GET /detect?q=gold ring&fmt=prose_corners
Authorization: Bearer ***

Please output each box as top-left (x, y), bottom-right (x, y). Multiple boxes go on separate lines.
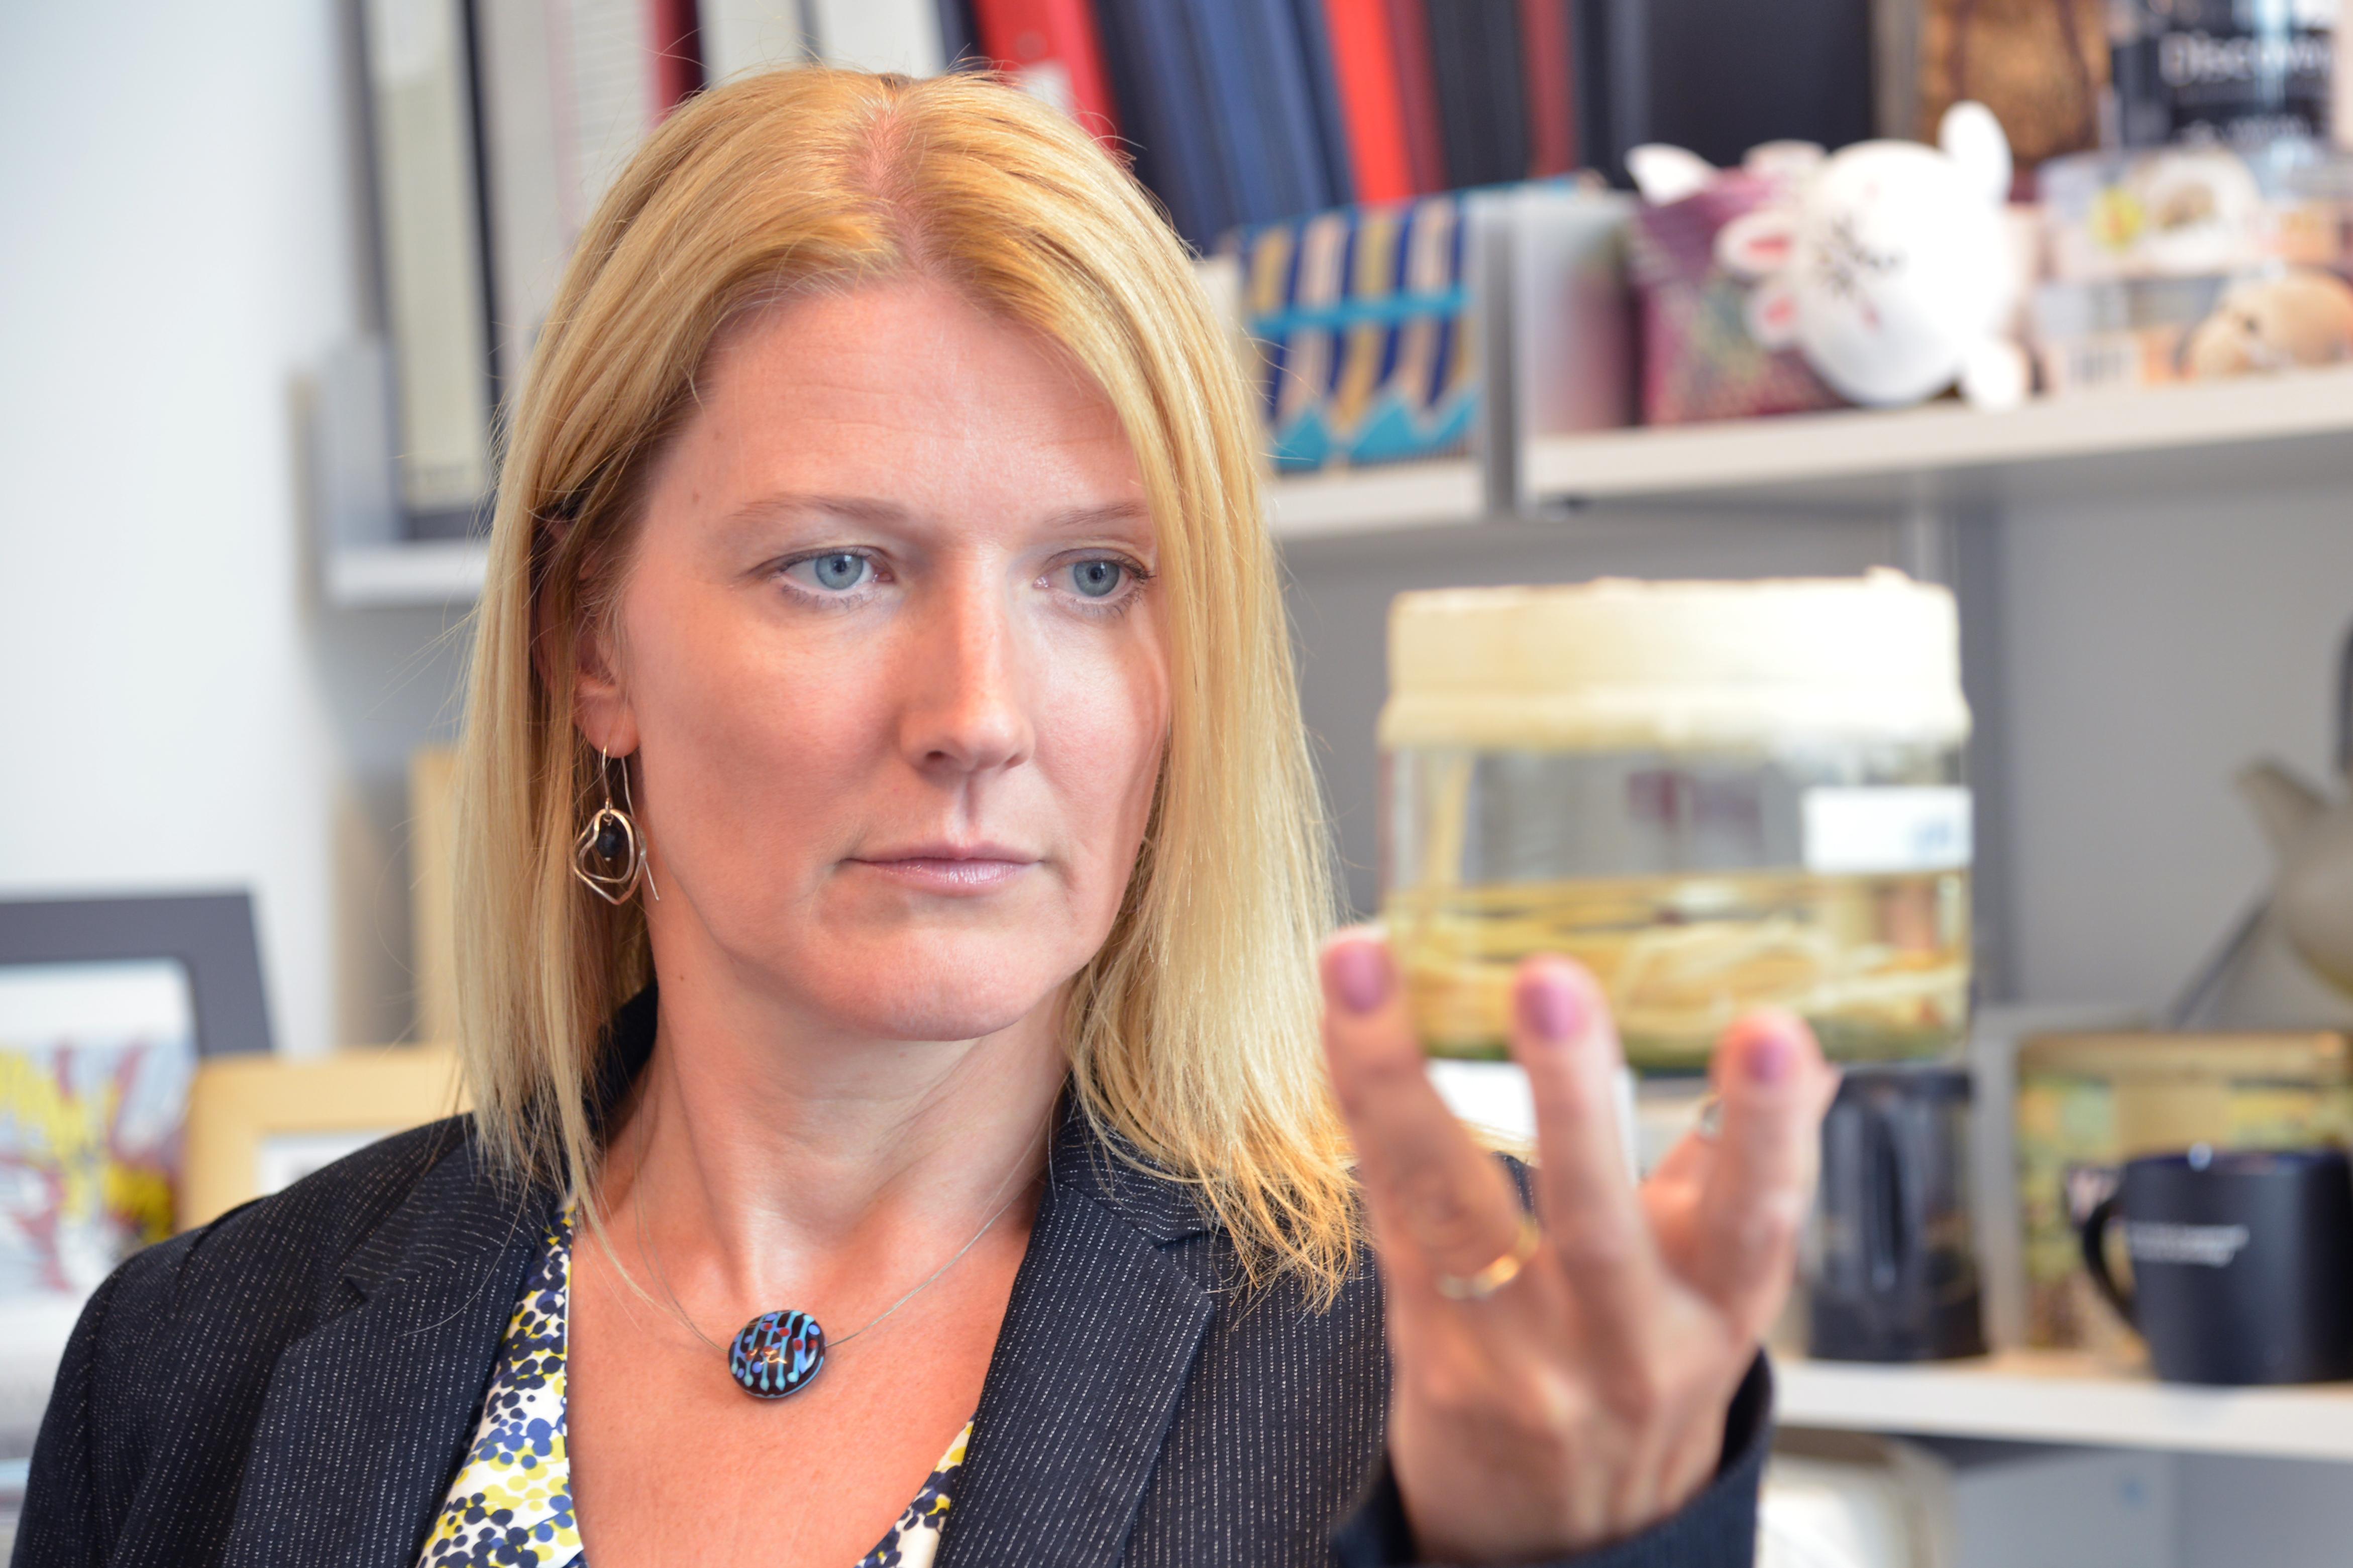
top-left (1434, 1212), bottom-right (1542, 1301)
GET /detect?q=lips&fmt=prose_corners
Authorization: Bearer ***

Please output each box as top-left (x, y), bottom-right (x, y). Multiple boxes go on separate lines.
top-left (848, 843), bottom-right (1038, 893)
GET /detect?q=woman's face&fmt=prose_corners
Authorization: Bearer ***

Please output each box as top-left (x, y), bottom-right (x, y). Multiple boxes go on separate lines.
top-left (575, 276), bottom-right (1168, 1042)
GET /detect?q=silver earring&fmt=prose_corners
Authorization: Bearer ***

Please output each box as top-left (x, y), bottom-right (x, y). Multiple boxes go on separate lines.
top-left (572, 748), bottom-right (658, 904)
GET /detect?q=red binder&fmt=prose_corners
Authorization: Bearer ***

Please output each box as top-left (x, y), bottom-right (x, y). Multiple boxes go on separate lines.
top-left (1322, 0), bottom-right (1415, 202)
top-left (651, 0), bottom-right (702, 112)
top-left (973, 0), bottom-right (1120, 139)
top-left (1380, 0), bottom-right (1446, 195)
top-left (1518, 0), bottom-right (1575, 177)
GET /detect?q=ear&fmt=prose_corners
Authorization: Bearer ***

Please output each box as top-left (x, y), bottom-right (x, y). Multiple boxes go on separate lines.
top-left (1939, 101), bottom-right (2012, 205)
top-left (1743, 140), bottom-right (1826, 182)
top-left (573, 628), bottom-right (640, 761)
top-left (533, 564), bottom-right (640, 761)
top-left (1627, 143), bottom-right (1718, 205)
top-left (1745, 278), bottom-right (1802, 350)
top-left (1959, 338), bottom-right (2030, 411)
top-left (1716, 209), bottom-right (1797, 278)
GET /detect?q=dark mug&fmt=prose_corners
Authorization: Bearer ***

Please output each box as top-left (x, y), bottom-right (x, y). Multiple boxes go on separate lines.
top-left (2080, 1147), bottom-right (2353, 1385)
top-left (1807, 1065), bottom-right (1986, 1363)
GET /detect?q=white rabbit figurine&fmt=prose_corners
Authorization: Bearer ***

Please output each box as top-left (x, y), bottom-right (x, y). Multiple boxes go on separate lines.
top-left (1630, 103), bottom-right (2028, 411)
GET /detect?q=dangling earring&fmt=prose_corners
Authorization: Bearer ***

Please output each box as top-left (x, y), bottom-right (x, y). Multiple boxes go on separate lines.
top-left (572, 748), bottom-right (660, 905)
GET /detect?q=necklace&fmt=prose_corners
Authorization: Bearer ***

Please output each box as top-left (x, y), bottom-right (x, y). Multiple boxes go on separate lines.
top-left (628, 1124), bottom-right (1043, 1401)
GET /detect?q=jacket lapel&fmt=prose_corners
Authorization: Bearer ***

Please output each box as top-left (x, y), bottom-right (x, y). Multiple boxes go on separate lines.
top-left (220, 1135), bottom-right (556, 1568)
top-left (938, 1111), bottom-right (1218, 1568)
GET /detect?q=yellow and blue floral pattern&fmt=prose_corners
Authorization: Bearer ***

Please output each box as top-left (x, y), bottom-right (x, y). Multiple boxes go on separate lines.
top-left (416, 1210), bottom-right (971, 1568)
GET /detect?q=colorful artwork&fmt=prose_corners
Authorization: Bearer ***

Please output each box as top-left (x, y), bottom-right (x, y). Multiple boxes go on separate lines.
top-left (0, 960), bottom-right (196, 1296)
top-left (1232, 193), bottom-right (1478, 474)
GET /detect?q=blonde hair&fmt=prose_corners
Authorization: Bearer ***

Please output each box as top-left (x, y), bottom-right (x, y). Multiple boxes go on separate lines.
top-left (453, 67), bottom-right (1356, 1297)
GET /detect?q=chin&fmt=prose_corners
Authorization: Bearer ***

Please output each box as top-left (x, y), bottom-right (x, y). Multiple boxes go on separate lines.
top-left (785, 930), bottom-right (1086, 1043)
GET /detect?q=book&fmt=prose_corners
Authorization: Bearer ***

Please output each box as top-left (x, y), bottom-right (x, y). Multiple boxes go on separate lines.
top-left (936, 0), bottom-right (981, 66)
top-left (1097, 0), bottom-right (1232, 246)
top-left (1318, 0), bottom-right (1402, 202)
top-left (808, 0), bottom-right (947, 74)
top-left (1518, 0), bottom-right (1577, 177)
top-left (972, 0), bottom-right (1120, 132)
top-left (362, 0), bottom-right (495, 522)
top-left (476, 0), bottom-right (702, 415)
top-left (1189, 0), bottom-right (1290, 225)
top-left (1576, 0), bottom-right (1872, 179)
top-left (1382, 0), bottom-right (1448, 194)
top-left (1234, 192), bottom-right (1477, 471)
top-left (1236, 0), bottom-right (1337, 216)
top-left (1320, 0), bottom-right (1416, 202)
top-left (1285, 0), bottom-right (1357, 207)
top-left (1425, 0), bottom-right (1527, 190)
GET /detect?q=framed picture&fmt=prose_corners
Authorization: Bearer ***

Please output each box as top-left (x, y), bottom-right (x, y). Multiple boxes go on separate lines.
top-left (181, 1045), bottom-right (468, 1228)
top-left (0, 893), bottom-right (270, 1298)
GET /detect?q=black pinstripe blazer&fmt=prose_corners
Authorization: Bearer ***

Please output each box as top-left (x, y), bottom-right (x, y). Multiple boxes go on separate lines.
top-left (16, 991), bottom-right (1769, 1567)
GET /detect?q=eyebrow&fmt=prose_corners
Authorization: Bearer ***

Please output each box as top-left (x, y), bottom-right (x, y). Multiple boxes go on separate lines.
top-left (717, 493), bottom-right (1153, 536)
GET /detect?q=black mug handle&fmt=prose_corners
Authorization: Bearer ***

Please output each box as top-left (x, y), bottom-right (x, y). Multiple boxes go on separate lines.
top-left (2080, 1193), bottom-right (2136, 1326)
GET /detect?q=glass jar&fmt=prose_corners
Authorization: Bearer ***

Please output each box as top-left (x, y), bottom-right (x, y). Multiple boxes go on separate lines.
top-left (1379, 571), bottom-right (1973, 1071)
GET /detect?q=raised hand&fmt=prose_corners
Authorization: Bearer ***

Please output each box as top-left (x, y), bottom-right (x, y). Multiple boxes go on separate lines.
top-left (1320, 931), bottom-right (1836, 1563)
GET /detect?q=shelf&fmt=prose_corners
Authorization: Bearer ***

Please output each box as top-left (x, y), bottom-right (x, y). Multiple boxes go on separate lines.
top-left (1777, 1350), bottom-right (2353, 1463)
top-left (325, 540), bottom-right (490, 609)
top-left (1524, 366), bottom-right (2353, 513)
top-left (1263, 458), bottom-right (1486, 539)
top-left (317, 371), bottom-right (2353, 598)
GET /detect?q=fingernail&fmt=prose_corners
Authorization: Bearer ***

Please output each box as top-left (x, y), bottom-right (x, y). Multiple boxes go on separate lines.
top-left (1328, 941), bottom-right (1393, 1015)
top-left (1517, 968), bottom-right (1584, 1045)
top-left (1746, 1029), bottom-right (1795, 1085)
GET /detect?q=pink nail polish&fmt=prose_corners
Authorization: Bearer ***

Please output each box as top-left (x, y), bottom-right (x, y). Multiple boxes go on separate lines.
top-left (1517, 971), bottom-right (1584, 1045)
top-left (1329, 942), bottom-right (1393, 1015)
top-left (1746, 1030), bottom-right (1795, 1085)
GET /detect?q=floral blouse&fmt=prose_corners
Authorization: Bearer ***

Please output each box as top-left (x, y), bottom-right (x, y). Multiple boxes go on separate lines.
top-left (416, 1211), bottom-right (971, 1568)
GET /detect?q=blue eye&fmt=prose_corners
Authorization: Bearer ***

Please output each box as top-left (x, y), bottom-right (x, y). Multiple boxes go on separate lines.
top-left (792, 551), bottom-right (871, 593)
top-left (1069, 558), bottom-right (1125, 599)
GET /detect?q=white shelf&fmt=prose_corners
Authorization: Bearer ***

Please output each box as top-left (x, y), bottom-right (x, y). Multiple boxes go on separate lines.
top-left (316, 371), bottom-right (2353, 601)
top-left (1264, 458), bottom-right (1486, 539)
top-left (1778, 1350), bottom-right (2353, 1463)
top-left (326, 540), bottom-right (490, 609)
top-left (1525, 366), bottom-right (2353, 512)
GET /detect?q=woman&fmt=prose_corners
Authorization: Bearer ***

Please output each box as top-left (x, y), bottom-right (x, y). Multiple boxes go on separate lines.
top-left (19, 68), bottom-right (1832, 1568)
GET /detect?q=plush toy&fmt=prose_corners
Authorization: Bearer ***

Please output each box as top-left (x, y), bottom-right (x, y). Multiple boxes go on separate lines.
top-left (2183, 268), bottom-right (2353, 378)
top-left (1631, 104), bottom-right (2028, 410)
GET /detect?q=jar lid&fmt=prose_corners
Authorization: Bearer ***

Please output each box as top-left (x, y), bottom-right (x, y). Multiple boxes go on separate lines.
top-left (1380, 569), bottom-right (1970, 750)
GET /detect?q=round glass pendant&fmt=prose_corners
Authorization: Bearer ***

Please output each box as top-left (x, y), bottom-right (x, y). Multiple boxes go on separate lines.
top-left (729, 1309), bottom-right (826, 1398)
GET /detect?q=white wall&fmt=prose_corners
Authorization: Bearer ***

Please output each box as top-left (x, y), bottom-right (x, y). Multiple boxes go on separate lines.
top-left (1997, 486), bottom-right (2353, 1012)
top-left (0, 1), bottom-right (459, 1056)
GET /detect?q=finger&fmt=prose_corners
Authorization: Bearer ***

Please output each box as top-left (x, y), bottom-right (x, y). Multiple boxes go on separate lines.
top-left (1320, 929), bottom-right (1525, 1293)
top-left (1505, 957), bottom-right (1661, 1344)
top-left (1692, 1009), bottom-right (1835, 1333)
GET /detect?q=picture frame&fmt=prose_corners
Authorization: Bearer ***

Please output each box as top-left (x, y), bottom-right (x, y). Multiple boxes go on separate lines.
top-left (0, 892), bottom-right (273, 1058)
top-left (0, 892), bottom-right (276, 1298)
top-left (181, 1044), bottom-right (468, 1227)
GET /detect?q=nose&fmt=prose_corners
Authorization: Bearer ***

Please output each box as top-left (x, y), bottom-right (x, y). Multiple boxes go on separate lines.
top-left (895, 570), bottom-right (1034, 778)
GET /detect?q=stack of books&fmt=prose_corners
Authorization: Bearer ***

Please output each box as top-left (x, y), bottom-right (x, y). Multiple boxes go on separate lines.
top-left (990, 1), bottom-right (1583, 250)
top-left (361, 0), bottom-right (963, 536)
top-left (359, 0), bottom-right (1877, 531)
